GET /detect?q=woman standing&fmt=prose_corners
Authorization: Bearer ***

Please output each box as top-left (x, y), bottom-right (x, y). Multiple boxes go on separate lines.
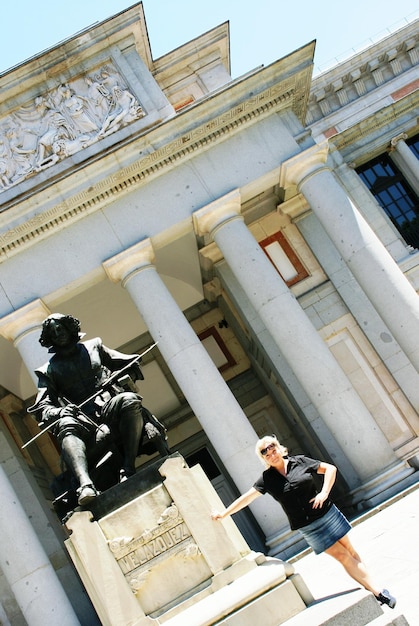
top-left (211, 435), bottom-right (396, 609)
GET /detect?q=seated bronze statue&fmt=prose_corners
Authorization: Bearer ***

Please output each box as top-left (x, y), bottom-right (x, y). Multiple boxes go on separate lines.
top-left (28, 313), bottom-right (170, 508)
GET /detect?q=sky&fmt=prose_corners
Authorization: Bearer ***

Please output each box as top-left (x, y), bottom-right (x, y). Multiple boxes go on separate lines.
top-left (0, 0), bottom-right (418, 78)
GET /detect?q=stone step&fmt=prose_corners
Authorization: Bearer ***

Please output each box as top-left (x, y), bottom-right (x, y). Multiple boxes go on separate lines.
top-left (280, 589), bottom-right (409, 626)
top-left (367, 614), bottom-right (410, 626)
top-left (158, 563), bottom-right (411, 626)
top-left (161, 561), bottom-right (307, 626)
top-left (160, 569), bottom-right (410, 626)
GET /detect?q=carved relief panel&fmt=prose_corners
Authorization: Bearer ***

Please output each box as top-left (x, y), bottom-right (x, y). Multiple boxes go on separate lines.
top-left (0, 63), bottom-right (145, 192)
top-left (108, 503), bottom-right (209, 615)
top-left (101, 488), bottom-right (212, 616)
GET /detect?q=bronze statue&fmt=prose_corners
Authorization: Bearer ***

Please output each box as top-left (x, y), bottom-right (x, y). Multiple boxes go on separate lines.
top-left (28, 313), bottom-right (169, 506)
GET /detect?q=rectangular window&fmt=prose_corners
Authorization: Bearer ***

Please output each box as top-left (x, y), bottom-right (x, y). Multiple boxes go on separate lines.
top-left (259, 231), bottom-right (308, 286)
top-left (198, 327), bottom-right (236, 372)
top-left (356, 137), bottom-right (419, 249)
top-left (407, 135), bottom-right (419, 159)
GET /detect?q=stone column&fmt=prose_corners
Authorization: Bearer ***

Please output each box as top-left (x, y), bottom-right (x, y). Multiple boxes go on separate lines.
top-left (389, 132), bottom-right (419, 197)
top-left (103, 242), bottom-right (286, 538)
top-left (0, 299), bottom-right (50, 386)
top-left (280, 143), bottom-right (419, 374)
top-left (0, 303), bottom-right (90, 623)
top-left (193, 190), bottom-right (397, 486)
top-left (0, 465), bottom-right (80, 626)
top-left (0, 602), bottom-right (11, 626)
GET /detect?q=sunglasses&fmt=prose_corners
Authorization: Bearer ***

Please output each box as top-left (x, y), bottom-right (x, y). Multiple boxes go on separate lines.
top-left (260, 443), bottom-right (276, 456)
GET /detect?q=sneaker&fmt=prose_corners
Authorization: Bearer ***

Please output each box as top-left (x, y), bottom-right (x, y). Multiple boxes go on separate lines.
top-left (77, 484), bottom-right (99, 506)
top-left (376, 589), bottom-right (396, 609)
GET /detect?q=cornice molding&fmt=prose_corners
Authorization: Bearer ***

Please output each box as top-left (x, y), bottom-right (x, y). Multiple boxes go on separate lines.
top-left (307, 19), bottom-right (418, 128)
top-left (0, 57), bottom-right (312, 260)
top-left (327, 93), bottom-right (418, 160)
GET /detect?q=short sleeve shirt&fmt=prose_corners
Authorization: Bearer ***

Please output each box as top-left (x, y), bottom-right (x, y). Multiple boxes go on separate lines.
top-left (253, 455), bottom-right (333, 530)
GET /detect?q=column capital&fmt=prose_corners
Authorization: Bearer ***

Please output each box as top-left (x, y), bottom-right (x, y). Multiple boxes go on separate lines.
top-left (193, 189), bottom-right (242, 238)
top-left (278, 193), bottom-right (310, 220)
top-left (279, 142), bottom-right (329, 188)
top-left (390, 132), bottom-right (408, 149)
top-left (0, 300), bottom-right (50, 343)
top-left (103, 239), bottom-right (155, 285)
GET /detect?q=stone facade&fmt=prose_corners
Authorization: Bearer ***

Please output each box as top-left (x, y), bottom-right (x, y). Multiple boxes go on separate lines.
top-left (0, 3), bottom-right (418, 622)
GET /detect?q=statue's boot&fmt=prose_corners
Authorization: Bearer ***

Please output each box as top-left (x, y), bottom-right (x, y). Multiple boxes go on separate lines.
top-left (118, 394), bottom-right (144, 480)
top-left (61, 434), bottom-right (99, 505)
top-left (77, 483), bottom-right (100, 506)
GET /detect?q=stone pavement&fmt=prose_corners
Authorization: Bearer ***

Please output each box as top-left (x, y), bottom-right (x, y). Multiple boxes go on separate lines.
top-left (288, 480), bottom-right (419, 625)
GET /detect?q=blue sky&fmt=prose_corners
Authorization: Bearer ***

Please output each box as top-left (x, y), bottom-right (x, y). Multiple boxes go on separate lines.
top-left (1, 0), bottom-right (418, 77)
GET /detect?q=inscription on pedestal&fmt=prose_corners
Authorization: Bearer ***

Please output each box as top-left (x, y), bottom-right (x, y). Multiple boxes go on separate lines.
top-left (108, 504), bottom-right (200, 590)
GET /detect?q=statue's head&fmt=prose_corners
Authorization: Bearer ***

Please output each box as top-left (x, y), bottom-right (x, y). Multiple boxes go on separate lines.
top-left (39, 313), bottom-right (82, 350)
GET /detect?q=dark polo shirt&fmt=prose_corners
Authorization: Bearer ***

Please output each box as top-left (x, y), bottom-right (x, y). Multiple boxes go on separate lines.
top-left (253, 455), bottom-right (333, 530)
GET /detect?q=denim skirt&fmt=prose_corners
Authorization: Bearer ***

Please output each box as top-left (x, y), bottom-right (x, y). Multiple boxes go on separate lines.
top-left (298, 504), bottom-right (351, 554)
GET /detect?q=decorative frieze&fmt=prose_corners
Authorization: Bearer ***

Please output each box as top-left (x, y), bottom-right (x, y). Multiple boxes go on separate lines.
top-left (0, 63), bottom-right (144, 193)
top-left (353, 78), bottom-right (368, 97)
top-left (0, 74), bottom-right (305, 258)
top-left (407, 46), bottom-right (419, 65)
top-left (319, 95), bottom-right (416, 156)
top-left (307, 21), bottom-right (418, 125)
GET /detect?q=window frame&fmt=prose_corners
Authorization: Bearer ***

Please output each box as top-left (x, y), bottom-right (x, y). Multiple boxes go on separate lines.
top-left (259, 231), bottom-right (309, 286)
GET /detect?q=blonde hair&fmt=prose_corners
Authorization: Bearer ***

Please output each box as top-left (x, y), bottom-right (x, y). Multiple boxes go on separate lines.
top-left (255, 435), bottom-right (288, 467)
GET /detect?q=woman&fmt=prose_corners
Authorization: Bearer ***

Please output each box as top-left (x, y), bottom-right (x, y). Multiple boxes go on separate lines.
top-left (211, 435), bottom-right (396, 609)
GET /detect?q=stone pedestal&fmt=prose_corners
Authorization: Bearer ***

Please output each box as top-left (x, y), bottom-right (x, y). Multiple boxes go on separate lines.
top-left (64, 454), bottom-right (313, 626)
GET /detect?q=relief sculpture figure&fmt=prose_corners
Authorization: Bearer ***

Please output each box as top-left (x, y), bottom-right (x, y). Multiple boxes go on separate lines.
top-left (99, 85), bottom-right (144, 136)
top-left (0, 65), bottom-right (145, 189)
top-left (84, 75), bottom-right (110, 121)
top-left (58, 84), bottom-right (100, 136)
top-left (34, 110), bottom-right (70, 170)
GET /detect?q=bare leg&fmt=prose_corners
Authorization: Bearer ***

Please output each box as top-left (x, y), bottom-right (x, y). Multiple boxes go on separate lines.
top-left (325, 534), bottom-right (380, 595)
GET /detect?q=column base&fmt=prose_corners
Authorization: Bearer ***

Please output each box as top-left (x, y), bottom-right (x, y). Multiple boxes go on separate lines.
top-left (344, 460), bottom-right (417, 513)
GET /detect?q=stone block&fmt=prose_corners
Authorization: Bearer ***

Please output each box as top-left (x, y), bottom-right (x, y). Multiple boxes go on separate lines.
top-left (64, 454), bottom-right (309, 625)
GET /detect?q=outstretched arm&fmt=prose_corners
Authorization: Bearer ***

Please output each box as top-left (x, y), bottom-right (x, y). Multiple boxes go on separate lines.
top-left (211, 487), bottom-right (261, 520)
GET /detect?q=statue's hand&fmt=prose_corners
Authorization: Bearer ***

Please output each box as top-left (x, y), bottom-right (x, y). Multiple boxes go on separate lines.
top-left (58, 403), bottom-right (79, 419)
top-left (95, 424), bottom-right (111, 444)
top-left (40, 403), bottom-right (79, 426)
